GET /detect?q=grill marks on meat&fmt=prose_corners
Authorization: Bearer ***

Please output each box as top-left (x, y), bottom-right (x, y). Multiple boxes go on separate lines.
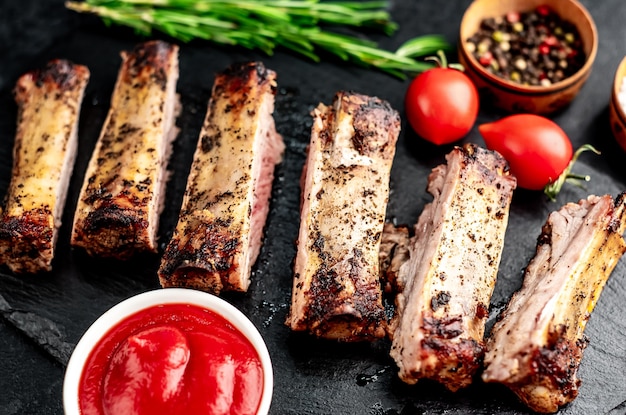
top-left (71, 41), bottom-right (179, 259)
top-left (286, 92), bottom-right (400, 341)
top-left (0, 60), bottom-right (89, 273)
top-left (389, 144), bottom-right (516, 391)
top-left (158, 62), bottom-right (284, 294)
top-left (482, 194), bottom-right (626, 413)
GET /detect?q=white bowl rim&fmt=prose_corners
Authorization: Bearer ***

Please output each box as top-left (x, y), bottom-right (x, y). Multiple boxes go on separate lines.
top-left (63, 287), bottom-right (274, 415)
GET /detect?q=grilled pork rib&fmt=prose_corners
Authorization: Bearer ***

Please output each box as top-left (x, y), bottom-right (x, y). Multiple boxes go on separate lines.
top-left (482, 194), bottom-right (626, 413)
top-left (158, 62), bottom-right (284, 293)
top-left (0, 60), bottom-right (89, 273)
top-left (71, 41), bottom-right (179, 259)
top-left (389, 144), bottom-right (516, 391)
top-left (379, 222), bottom-right (410, 294)
top-left (286, 92), bottom-right (400, 341)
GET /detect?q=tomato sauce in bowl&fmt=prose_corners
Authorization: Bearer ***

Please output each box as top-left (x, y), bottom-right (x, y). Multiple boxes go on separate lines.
top-left (64, 289), bottom-right (273, 415)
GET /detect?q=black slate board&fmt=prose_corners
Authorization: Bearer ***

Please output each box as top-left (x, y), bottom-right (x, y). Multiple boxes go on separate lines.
top-left (1, 0), bottom-right (626, 414)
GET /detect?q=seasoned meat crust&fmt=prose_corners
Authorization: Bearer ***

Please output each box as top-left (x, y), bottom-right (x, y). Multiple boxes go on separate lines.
top-left (0, 60), bottom-right (90, 273)
top-left (158, 61), bottom-right (284, 294)
top-left (286, 91), bottom-right (400, 341)
top-left (482, 193), bottom-right (626, 413)
top-left (71, 40), bottom-right (179, 259)
top-left (389, 144), bottom-right (516, 391)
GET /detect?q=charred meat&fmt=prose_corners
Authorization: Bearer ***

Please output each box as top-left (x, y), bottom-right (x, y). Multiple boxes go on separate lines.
top-left (71, 41), bottom-right (179, 259)
top-left (379, 222), bottom-right (410, 294)
top-left (158, 62), bottom-right (284, 294)
top-left (389, 144), bottom-right (516, 391)
top-left (0, 60), bottom-right (90, 273)
top-left (482, 194), bottom-right (626, 413)
top-left (286, 91), bottom-right (400, 341)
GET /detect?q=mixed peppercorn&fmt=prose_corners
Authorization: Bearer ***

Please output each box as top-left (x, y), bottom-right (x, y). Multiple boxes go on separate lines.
top-left (466, 5), bottom-right (586, 86)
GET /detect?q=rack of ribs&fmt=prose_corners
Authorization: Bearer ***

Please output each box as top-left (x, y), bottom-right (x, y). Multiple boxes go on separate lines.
top-left (482, 193), bottom-right (626, 413)
top-left (158, 61), bottom-right (284, 294)
top-left (286, 91), bottom-right (400, 341)
top-left (71, 40), bottom-right (180, 259)
top-left (0, 60), bottom-right (90, 273)
top-left (389, 144), bottom-right (516, 391)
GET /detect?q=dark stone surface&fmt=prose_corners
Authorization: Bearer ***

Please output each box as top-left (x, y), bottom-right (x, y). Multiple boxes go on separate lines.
top-left (1, 0), bottom-right (626, 414)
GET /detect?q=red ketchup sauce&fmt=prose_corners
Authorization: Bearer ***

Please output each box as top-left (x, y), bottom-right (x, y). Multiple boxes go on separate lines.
top-left (78, 303), bottom-right (264, 415)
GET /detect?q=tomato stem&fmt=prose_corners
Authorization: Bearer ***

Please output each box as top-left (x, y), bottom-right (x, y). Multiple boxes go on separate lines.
top-left (543, 144), bottom-right (600, 201)
top-left (424, 50), bottom-right (465, 71)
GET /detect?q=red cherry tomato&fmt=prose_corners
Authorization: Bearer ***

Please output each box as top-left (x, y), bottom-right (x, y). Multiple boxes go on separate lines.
top-left (405, 65), bottom-right (479, 145)
top-left (478, 114), bottom-right (573, 190)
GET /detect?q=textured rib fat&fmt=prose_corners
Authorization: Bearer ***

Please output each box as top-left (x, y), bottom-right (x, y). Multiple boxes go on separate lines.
top-left (389, 144), bottom-right (516, 391)
top-left (482, 194), bottom-right (626, 414)
top-left (286, 91), bottom-right (400, 341)
top-left (71, 40), bottom-right (179, 259)
top-left (0, 60), bottom-right (89, 273)
top-left (158, 62), bottom-right (284, 294)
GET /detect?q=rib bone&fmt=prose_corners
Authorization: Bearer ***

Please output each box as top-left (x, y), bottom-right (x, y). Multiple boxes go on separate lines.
top-left (158, 62), bottom-right (284, 293)
top-left (482, 194), bottom-right (626, 413)
top-left (71, 41), bottom-right (179, 259)
top-left (286, 91), bottom-right (400, 341)
top-left (0, 60), bottom-right (89, 273)
top-left (389, 144), bottom-right (516, 391)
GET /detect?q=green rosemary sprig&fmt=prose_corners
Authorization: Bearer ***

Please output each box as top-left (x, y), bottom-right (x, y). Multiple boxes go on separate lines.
top-left (65, 0), bottom-right (451, 78)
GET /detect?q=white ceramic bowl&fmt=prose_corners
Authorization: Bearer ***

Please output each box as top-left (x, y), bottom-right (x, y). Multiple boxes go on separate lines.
top-left (63, 288), bottom-right (273, 414)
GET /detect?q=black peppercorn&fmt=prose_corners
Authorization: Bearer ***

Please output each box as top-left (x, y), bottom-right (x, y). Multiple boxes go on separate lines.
top-left (466, 5), bottom-right (586, 86)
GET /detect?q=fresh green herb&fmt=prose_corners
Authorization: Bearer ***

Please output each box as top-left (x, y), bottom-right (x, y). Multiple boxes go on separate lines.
top-left (65, 0), bottom-right (451, 78)
top-left (544, 144), bottom-right (601, 202)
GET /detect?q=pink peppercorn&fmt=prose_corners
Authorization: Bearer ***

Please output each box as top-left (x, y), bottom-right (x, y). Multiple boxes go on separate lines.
top-left (479, 51), bottom-right (493, 66)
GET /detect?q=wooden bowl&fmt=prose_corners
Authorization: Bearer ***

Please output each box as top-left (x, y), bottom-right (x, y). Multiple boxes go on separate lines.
top-left (458, 0), bottom-right (598, 114)
top-left (610, 56), bottom-right (626, 152)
